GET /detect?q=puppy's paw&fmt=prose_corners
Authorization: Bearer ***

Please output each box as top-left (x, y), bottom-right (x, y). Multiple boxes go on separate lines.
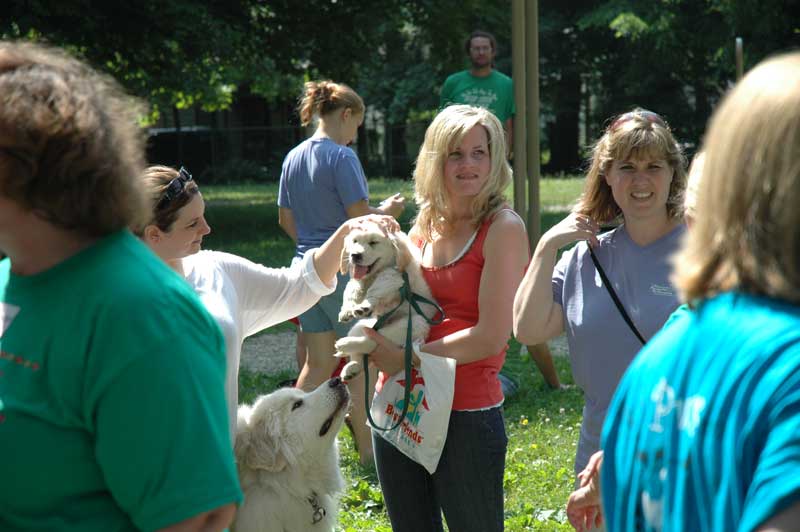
top-left (341, 360), bottom-right (363, 381)
top-left (352, 301), bottom-right (373, 318)
top-left (338, 309), bottom-right (355, 323)
top-left (335, 336), bottom-right (377, 357)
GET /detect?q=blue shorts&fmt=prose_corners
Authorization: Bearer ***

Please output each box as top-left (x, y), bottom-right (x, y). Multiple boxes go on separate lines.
top-left (294, 255), bottom-right (351, 337)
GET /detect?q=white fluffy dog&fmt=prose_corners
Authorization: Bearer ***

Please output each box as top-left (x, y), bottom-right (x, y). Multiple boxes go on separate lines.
top-left (335, 223), bottom-right (437, 379)
top-left (232, 377), bottom-right (350, 532)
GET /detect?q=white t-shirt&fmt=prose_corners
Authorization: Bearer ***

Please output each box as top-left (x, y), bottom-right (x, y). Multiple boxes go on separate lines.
top-left (182, 249), bottom-right (335, 440)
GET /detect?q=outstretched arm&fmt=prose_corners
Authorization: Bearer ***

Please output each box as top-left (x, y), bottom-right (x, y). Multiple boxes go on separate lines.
top-left (345, 194), bottom-right (406, 220)
top-left (313, 214), bottom-right (400, 286)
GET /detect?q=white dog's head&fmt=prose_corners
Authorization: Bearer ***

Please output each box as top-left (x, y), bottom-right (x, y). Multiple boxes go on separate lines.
top-left (235, 377), bottom-right (350, 472)
top-left (339, 224), bottom-right (416, 280)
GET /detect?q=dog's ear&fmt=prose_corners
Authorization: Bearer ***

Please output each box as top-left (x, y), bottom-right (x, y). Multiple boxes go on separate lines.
top-left (240, 417), bottom-right (289, 472)
top-left (339, 243), bottom-right (350, 275)
top-left (234, 420), bottom-right (254, 466)
top-left (392, 232), bottom-right (415, 273)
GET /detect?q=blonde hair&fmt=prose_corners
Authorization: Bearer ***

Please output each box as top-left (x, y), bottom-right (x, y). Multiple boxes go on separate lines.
top-left (0, 40), bottom-right (148, 236)
top-left (574, 108), bottom-right (687, 224)
top-left (682, 151), bottom-right (705, 220)
top-left (674, 51), bottom-right (800, 304)
top-left (413, 104), bottom-right (510, 241)
top-left (133, 165), bottom-right (200, 235)
top-left (297, 80), bottom-right (365, 127)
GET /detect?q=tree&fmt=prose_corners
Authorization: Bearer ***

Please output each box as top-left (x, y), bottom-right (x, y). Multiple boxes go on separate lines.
top-left (1, 0), bottom-right (274, 119)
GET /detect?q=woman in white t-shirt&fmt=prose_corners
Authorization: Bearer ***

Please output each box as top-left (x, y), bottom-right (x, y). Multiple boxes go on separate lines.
top-left (135, 165), bottom-right (396, 440)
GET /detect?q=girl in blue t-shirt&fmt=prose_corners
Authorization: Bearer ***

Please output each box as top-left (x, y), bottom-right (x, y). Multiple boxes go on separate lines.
top-left (277, 80), bottom-right (405, 463)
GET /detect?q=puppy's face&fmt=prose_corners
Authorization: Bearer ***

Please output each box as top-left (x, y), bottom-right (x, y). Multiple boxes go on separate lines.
top-left (342, 225), bottom-right (398, 280)
top-left (236, 377), bottom-right (350, 472)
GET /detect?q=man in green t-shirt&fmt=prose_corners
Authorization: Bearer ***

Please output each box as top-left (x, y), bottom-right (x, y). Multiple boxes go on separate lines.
top-left (440, 30), bottom-right (516, 146)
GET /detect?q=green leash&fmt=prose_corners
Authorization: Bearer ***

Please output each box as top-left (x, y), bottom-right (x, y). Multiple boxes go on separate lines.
top-left (363, 271), bottom-right (444, 432)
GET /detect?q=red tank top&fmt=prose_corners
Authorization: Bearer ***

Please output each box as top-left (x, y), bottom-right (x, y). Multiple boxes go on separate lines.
top-left (386, 213), bottom-right (508, 410)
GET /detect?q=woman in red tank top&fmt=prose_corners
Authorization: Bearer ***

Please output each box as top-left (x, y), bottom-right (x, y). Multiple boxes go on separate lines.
top-left (364, 105), bottom-right (529, 532)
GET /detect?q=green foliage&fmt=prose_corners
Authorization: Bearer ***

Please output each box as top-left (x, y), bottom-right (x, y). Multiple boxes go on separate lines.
top-left (1, 0), bottom-right (269, 115)
top-left (609, 12), bottom-right (649, 39)
top-left (3, 0), bottom-right (795, 157)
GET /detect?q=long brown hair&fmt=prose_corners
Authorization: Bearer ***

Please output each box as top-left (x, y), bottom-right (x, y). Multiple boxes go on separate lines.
top-left (574, 108), bottom-right (687, 224)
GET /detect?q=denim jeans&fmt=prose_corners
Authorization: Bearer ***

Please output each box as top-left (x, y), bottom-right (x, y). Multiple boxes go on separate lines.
top-left (372, 406), bottom-right (507, 532)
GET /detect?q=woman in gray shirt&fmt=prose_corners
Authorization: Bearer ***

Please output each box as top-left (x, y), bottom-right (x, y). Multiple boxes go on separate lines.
top-left (513, 109), bottom-right (688, 478)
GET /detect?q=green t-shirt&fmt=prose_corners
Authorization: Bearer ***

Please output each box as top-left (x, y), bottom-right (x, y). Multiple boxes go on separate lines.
top-left (439, 69), bottom-right (516, 123)
top-left (0, 231), bottom-right (242, 531)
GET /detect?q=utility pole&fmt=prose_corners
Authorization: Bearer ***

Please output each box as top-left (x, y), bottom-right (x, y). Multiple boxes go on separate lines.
top-left (511, 0), bottom-right (541, 251)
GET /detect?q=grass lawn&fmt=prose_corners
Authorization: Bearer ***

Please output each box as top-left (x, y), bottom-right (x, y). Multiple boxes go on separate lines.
top-left (204, 176), bottom-right (586, 531)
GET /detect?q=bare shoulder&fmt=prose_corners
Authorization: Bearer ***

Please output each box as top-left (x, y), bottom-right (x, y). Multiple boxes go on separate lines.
top-left (486, 209), bottom-right (527, 241)
top-left (491, 208), bottom-right (526, 229)
top-left (482, 209), bottom-right (529, 263)
top-left (407, 224), bottom-right (427, 246)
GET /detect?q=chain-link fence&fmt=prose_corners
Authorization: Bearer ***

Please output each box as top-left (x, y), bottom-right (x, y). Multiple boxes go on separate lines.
top-left (146, 120), bottom-right (432, 183)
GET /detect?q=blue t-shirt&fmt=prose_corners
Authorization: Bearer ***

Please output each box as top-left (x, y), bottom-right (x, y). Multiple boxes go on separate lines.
top-left (553, 224), bottom-right (684, 473)
top-left (278, 137), bottom-right (369, 256)
top-left (601, 292), bottom-right (800, 532)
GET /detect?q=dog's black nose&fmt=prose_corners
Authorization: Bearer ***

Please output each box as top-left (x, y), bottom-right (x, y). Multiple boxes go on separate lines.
top-left (350, 253), bottom-right (362, 263)
top-left (329, 376), bottom-right (342, 387)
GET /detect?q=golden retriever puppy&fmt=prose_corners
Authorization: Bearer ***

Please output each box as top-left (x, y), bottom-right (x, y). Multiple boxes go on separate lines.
top-left (232, 377), bottom-right (350, 532)
top-left (335, 223), bottom-right (437, 380)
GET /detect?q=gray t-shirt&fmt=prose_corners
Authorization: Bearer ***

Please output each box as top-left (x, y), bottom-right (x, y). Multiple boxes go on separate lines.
top-left (278, 137), bottom-right (369, 256)
top-left (552, 224), bottom-right (685, 473)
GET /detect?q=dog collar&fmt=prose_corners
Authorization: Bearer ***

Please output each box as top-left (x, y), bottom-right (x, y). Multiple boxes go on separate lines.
top-left (308, 491), bottom-right (326, 524)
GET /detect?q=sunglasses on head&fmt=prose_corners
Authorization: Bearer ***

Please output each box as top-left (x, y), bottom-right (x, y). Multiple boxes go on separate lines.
top-left (156, 166), bottom-right (193, 209)
top-left (608, 110), bottom-right (668, 132)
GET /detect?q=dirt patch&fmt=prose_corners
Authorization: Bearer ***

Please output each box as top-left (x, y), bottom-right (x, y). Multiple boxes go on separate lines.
top-left (241, 331), bottom-right (568, 377)
top-left (241, 331), bottom-right (299, 375)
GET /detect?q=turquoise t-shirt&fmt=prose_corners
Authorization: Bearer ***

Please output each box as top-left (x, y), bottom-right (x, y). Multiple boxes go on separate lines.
top-left (0, 231), bottom-right (242, 531)
top-left (601, 292), bottom-right (800, 532)
top-left (440, 70), bottom-right (515, 123)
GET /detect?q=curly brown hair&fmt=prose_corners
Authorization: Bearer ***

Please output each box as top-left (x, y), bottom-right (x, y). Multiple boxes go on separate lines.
top-left (0, 40), bottom-right (148, 236)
